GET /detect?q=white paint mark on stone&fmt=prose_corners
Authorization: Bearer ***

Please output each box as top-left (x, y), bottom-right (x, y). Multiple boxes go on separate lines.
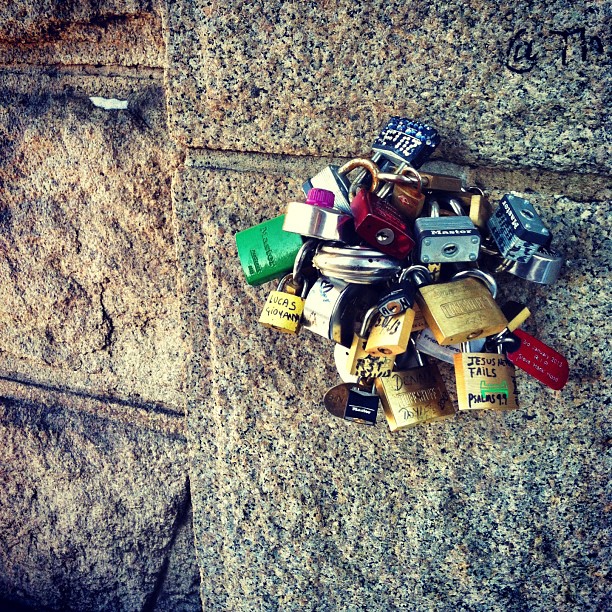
top-left (89, 97), bottom-right (129, 110)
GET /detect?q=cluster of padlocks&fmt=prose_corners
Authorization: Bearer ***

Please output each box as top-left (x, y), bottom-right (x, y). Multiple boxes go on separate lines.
top-left (235, 118), bottom-right (569, 430)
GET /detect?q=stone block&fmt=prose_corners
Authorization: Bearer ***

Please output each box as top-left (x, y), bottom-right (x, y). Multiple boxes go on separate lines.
top-left (0, 74), bottom-right (183, 410)
top-left (175, 164), bottom-right (610, 610)
top-left (0, 396), bottom-right (195, 611)
top-left (164, 0), bottom-right (611, 173)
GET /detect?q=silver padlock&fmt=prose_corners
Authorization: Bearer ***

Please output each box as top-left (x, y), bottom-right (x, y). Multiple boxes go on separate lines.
top-left (301, 276), bottom-right (377, 347)
top-left (505, 247), bottom-right (564, 284)
top-left (487, 194), bottom-right (551, 263)
top-left (414, 200), bottom-right (481, 264)
top-left (283, 196), bottom-right (355, 242)
top-left (312, 244), bottom-right (402, 284)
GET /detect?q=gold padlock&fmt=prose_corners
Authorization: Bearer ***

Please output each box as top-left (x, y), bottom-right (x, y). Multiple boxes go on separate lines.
top-left (258, 274), bottom-right (308, 333)
top-left (468, 188), bottom-right (492, 229)
top-left (347, 333), bottom-right (394, 378)
top-left (375, 360), bottom-right (455, 431)
top-left (365, 310), bottom-right (414, 357)
top-left (454, 348), bottom-right (519, 411)
top-left (374, 168), bottom-right (425, 221)
top-left (414, 270), bottom-right (508, 346)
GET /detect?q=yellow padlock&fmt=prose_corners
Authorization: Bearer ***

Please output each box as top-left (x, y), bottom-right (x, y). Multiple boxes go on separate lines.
top-left (365, 310), bottom-right (415, 357)
top-left (468, 189), bottom-right (492, 229)
top-left (347, 333), bottom-right (394, 378)
top-left (258, 274), bottom-right (307, 333)
top-left (414, 270), bottom-right (508, 346)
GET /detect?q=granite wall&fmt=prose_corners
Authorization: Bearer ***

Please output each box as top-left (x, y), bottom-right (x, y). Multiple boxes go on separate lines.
top-left (1, 0), bottom-right (610, 610)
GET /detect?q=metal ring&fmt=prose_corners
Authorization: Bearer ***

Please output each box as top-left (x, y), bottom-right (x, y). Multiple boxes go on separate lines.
top-left (338, 158), bottom-right (380, 193)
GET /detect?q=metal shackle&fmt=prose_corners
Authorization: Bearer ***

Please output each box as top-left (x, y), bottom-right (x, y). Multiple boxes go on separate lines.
top-left (376, 166), bottom-right (423, 199)
top-left (403, 264), bottom-right (434, 288)
top-left (292, 239), bottom-right (319, 284)
top-left (277, 273), bottom-right (310, 299)
top-left (451, 269), bottom-right (498, 299)
top-left (338, 158), bottom-right (380, 196)
top-left (312, 243), bottom-right (402, 284)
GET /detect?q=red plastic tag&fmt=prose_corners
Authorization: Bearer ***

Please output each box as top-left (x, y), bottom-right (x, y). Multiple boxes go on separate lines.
top-left (506, 329), bottom-right (569, 390)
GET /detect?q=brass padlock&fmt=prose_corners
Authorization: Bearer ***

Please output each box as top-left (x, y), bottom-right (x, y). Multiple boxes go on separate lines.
top-left (365, 311), bottom-right (414, 357)
top-left (414, 269), bottom-right (508, 346)
top-left (467, 188), bottom-right (492, 229)
top-left (376, 168), bottom-right (426, 221)
top-left (375, 350), bottom-right (455, 431)
top-left (453, 342), bottom-right (519, 411)
top-left (258, 274), bottom-right (308, 333)
top-left (347, 333), bottom-right (394, 379)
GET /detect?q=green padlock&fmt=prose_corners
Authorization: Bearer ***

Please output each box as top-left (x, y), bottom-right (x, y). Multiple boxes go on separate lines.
top-left (235, 215), bottom-right (303, 286)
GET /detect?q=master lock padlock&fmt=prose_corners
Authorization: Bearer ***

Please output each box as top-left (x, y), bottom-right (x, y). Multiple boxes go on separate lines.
top-left (413, 268), bottom-right (508, 346)
top-left (487, 194), bottom-right (551, 263)
top-left (414, 200), bottom-right (481, 264)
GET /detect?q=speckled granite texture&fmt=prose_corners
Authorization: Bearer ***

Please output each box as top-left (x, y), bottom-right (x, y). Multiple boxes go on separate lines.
top-left (164, 0), bottom-right (611, 173)
top-left (174, 163), bottom-right (610, 610)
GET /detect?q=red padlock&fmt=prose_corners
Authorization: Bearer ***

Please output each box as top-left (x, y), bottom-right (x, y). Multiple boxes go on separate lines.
top-left (506, 328), bottom-right (569, 390)
top-left (350, 189), bottom-right (415, 259)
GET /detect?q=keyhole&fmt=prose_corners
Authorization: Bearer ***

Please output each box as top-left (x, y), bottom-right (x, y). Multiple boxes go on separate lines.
top-left (376, 228), bottom-right (395, 245)
top-left (442, 243), bottom-right (459, 257)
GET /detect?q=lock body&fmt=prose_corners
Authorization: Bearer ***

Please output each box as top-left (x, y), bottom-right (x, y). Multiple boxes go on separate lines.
top-left (302, 277), bottom-right (376, 347)
top-left (505, 247), bottom-right (564, 285)
top-left (283, 201), bottom-right (355, 242)
top-left (351, 189), bottom-right (415, 259)
top-left (372, 117), bottom-right (440, 168)
top-left (390, 183), bottom-right (426, 221)
top-left (414, 216), bottom-right (481, 263)
top-left (258, 290), bottom-right (304, 333)
top-left (235, 215), bottom-right (303, 286)
top-left (375, 365), bottom-right (455, 431)
top-left (469, 194), bottom-right (492, 229)
top-left (323, 382), bottom-right (379, 425)
top-left (416, 278), bottom-right (508, 345)
top-left (454, 352), bottom-right (519, 411)
top-left (347, 334), bottom-right (394, 378)
top-left (365, 310), bottom-right (414, 357)
top-left (487, 194), bottom-right (551, 263)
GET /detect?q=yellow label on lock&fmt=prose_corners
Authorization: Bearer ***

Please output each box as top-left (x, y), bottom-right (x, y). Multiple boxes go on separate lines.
top-left (347, 334), bottom-right (394, 378)
top-left (259, 290), bottom-right (304, 333)
top-left (453, 352), bottom-right (519, 411)
top-left (365, 310), bottom-right (414, 357)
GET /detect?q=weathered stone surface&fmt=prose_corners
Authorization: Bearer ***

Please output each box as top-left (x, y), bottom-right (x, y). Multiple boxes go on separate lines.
top-left (175, 164), bottom-right (610, 610)
top-left (153, 502), bottom-right (202, 612)
top-left (0, 12), bottom-right (164, 68)
top-left (0, 1), bottom-right (155, 42)
top-left (164, 0), bottom-right (611, 173)
top-left (0, 395), bottom-right (194, 611)
top-left (0, 74), bottom-right (183, 410)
